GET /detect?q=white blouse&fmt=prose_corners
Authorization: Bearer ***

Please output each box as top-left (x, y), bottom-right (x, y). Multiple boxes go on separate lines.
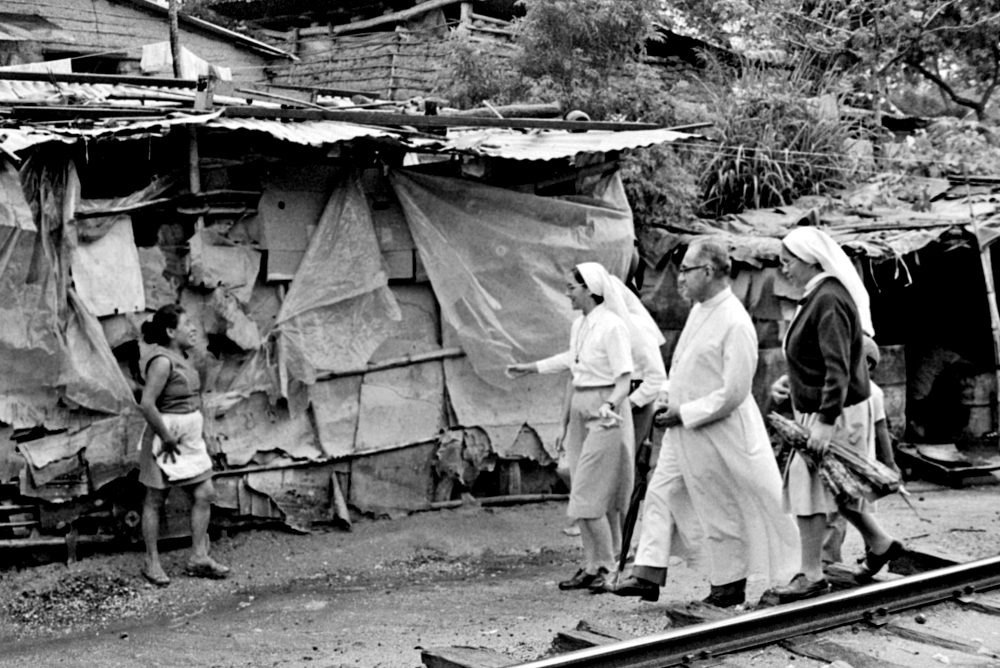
top-left (536, 304), bottom-right (633, 387)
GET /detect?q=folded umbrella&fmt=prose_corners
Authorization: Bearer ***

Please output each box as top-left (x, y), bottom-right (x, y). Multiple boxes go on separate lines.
top-left (612, 439), bottom-right (652, 587)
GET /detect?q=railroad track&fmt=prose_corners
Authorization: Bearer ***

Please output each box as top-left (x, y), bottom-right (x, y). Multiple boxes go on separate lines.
top-left (423, 552), bottom-right (1000, 668)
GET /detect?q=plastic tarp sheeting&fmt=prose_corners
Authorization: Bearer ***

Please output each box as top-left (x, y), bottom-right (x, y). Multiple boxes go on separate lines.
top-left (277, 174), bottom-right (402, 385)
top-left (390, 169), bottom-right (635, 386)
top-left (391, 169), bottom-right (634, 456)
top-left (0, 154), bottom-right (67, 426)
top-left (189, 230), bottom-right (261, 305)
top-left (70, 218), bottom-right (145, 316)
top-left (61, 289), bottom-right (138, 415)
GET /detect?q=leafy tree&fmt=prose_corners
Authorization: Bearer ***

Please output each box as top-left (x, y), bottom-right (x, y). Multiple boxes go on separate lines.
top-left (756, 0), bottom-right (1000, 121)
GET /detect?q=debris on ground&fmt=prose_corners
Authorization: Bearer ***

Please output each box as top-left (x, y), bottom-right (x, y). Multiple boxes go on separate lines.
top-left (4, 572), bottom-right (145, 637)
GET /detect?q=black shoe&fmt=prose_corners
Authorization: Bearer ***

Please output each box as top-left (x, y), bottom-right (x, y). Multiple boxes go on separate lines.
top-left (702, 579), bottom-right (746, 608)
top-left (587, 568), bottom-right (611, 594)
top-left (610, 575), bottom-right (660, 602)
top-left (855, 540), bottom-right (905, 583)
top-left (769, 573), bottom-right (830, 604)
top-left (559, 568), bottom-right (604, 591)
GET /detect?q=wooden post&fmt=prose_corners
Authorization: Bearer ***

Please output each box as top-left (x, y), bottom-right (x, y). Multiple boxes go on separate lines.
top-left (387, 31), bottom-right (399, 101)
top-left (967, 172), bottom-right (1000, 441)
top-left (188, 128), bottom-right (204, 232)
top-left (167, 0), bottom-right (183, 78)
top-left (459, 2), bottom-right (473, 33)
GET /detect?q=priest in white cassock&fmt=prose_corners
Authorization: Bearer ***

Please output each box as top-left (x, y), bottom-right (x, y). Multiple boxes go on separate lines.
top-left (611, 239), bottom-right (799, 607)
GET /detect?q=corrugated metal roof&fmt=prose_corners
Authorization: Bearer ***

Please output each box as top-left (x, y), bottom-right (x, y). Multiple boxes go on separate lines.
top-left (0, 106), bottom-right (695, 159)
top-left (0, 79), bottom-right (287, 108)
top-left (436, 127), bottom-right (700, 161)
top-left (0, 113), bottom-right (400, 155)
top-left (202, 117), bottom-right (398, 145)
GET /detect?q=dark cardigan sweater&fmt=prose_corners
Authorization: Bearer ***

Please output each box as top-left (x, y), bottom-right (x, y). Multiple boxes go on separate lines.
top-left (785, 277), bottom-right (870, 424)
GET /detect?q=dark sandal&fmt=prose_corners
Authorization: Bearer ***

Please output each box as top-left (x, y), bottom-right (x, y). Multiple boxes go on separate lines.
top-left (141, 568), bottom-right (171, 587)
top-left (185, 558), bottom-right (230, 579)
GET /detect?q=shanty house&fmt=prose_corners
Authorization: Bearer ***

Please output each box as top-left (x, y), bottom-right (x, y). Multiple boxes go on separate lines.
top-left (638, 177), bottom-right (1000, 482)
top-left (1, 0), bottom-right (289, 80)
top-left (0, 75), bottom-right (696, 553)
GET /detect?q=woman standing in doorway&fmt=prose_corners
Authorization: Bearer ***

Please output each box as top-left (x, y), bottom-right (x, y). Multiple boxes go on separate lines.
top-left (138, 304), bottom-right (229, 586)
top-left (771, 227), bottom-right (902, 603)
top-left (507, 262), bottom-right (634, 592)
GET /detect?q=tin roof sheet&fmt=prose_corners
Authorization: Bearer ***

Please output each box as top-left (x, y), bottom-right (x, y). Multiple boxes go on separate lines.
top-left (0, 112), bottom-right (400, 155)
top-left (436, 127), bottom-right (699, 161)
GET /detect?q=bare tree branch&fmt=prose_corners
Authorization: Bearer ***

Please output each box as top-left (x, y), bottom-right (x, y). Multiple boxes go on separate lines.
top-left (908, 60), bottom-right (984, 117)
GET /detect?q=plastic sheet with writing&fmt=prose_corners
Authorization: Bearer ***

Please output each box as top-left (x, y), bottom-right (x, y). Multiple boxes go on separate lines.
top-left (390, 169), bottom-right (635, 388)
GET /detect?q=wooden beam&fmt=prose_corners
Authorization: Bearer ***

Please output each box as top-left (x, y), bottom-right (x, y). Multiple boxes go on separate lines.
top-left (552, 621), bottom-right (633, 654)
top-left (168, 0), bottom-right (182, 78)
top-left (301, 0), bottom-right (467, 37)
top-left (315, 347), bottom-right (465, 382)
top-left (459, 2), bottom-right (473, 33)
top-left (470, 12), bottom-right (511, 26)
top-left (469, 24), bottom-right (513, 38)
top-left (428, 493), bottom-right (569, 510)
top-left (265, 82), bottom-right (380, 99)
top-left (885, 619), bottom-right (999, 656)
top-left (10, 106), bottom-right (175, 121)
top-left (222, 106), bottom-right (669, 131)
top-left (421, 646), bottom-right (513, 668)
top-left (0, 71), bottom-right (197, 89)
top-left (445, 102), bottom-right (562, 118)
top-left (782, 635), bottom-right (907, 668)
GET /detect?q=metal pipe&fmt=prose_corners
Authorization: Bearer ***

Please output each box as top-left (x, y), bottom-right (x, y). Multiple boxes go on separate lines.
top-left (508, 555), bottom-right (1000, 668)
top-left (0, 535), bottom-right (117, 550)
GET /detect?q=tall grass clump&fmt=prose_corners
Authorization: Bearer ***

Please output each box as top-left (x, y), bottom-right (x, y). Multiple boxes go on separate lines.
top-left (699, 58), bottom-right (855, 217)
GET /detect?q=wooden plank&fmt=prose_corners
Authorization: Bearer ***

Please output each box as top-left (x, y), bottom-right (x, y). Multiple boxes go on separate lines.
top-left (889, 540), bottom-right (972, 576)
top-left (552, 620), bottom-right (632, 653)
top-left (0, 70), bottom-right (197, 89)
top-left (958, 593), bottom-right (1000, 616)
top-left (662, 600), bottom-right (736, 628)
top-left (885, 619), bottom-right (999, 656)
top-left (782, 635), bottom-right (907, 668)
top-left (305, 0), bottom-right (466, 37)
top-left (446, 103), bottom-right (563, 118)
top-left (825, 561), bottom-right (873, 591)
top-left (221, 105), bottom-right (666, 131)
top-left (421, 646), bottom-right (513, 668)
top-left (470, 12), bottom-right (511, 26)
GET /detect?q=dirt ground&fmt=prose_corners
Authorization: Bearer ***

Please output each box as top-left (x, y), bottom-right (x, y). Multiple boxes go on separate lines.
top-left (1, 479), bottom-right (999, 668)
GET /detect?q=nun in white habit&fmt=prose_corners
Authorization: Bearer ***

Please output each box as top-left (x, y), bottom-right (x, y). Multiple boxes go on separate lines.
top-left (507, 262), bottom-right (635, 592)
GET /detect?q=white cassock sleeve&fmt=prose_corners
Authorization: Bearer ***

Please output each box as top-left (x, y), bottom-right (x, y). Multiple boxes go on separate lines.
top-left (677, 321), bottom-right (756, 429)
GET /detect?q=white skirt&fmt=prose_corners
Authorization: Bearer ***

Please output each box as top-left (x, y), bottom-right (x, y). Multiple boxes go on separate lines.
top-left (149, 411), bottom-right (213, 482)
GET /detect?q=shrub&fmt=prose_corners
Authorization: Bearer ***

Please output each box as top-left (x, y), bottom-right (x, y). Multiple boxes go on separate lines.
top-left (698, 58), bottom-right (855, 216)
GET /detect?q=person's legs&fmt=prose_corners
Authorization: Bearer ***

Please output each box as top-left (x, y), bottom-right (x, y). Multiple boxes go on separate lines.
top-left (841, 507), bottom-right (894, 555)
top-left (797, 513), bottom-right (827, 581)
top-left (841, 506), bottom-right (903, 580)
top-left (186, 478), bottom-right (215, 561)
top-left (769, 513), bottom-right (830, 602)
top-left (183, 478), bottom-right (229, 576)
top-left (142, 487), bottom-right (169, 582)
top-left (579, 516), bottom-right (614, 576)
top-left (607, 509), bottom-right (623, 559)
top-left (821, 512), bottom-right (848, 564)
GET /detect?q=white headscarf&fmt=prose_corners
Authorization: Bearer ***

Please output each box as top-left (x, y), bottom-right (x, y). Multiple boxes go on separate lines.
top-left (577, 262), bottom-right (664, 350)
top-left (783, 227), bottom-right (874, 337)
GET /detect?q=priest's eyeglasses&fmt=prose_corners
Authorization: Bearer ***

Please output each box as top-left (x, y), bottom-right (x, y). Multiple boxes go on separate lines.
top-left (678, 264), bottom-right (710, 275)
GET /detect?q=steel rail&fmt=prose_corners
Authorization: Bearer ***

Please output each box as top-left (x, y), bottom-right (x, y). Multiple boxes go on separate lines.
top-left (511, 555), bottom-right (1000, 668)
